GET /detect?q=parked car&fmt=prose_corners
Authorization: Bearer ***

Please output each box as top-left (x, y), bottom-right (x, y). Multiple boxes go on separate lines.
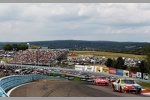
top-left (112, 78), bottom-right (142, 94)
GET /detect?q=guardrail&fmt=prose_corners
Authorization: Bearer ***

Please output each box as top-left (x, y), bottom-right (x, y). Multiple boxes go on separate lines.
top-left (0, 74), bottom-right (66, 97)
top-left (4, 64), bottom-right (75, 71)
top-left (3, 64), bottom-right (150, 83)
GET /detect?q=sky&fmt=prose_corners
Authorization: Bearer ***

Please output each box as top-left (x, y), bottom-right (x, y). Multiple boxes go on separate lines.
top-left (0, 3), bottom-right (150, 42)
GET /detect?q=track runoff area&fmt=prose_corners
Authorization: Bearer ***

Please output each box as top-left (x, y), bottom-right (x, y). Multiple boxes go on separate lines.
top-left (7, 79), bottom-right (149, 97)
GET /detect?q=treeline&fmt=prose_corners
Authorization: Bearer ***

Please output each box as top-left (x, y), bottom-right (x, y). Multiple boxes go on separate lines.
top-left (0, 40), bottom-right (149, 55)
top-left (3, 44), bottom-right (39, 51)
top-left (105, 57), bottom-right (148, 74)
top-left (27, 40), bottom-right (148, 55)
top-left (144, 44), bottom-right (150, 74)
top-left (109, 48), bottom-right (144, 55)
top-left (106, 57), bottom-right (127, 70)
top-left (3, 44), bottom-right (28, 51)
top-left (105, 44), bottom-right (150, 74)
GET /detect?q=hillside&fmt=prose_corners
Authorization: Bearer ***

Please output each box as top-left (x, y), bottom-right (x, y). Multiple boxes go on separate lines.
top-left (0, 40), bottom-right (149, 55)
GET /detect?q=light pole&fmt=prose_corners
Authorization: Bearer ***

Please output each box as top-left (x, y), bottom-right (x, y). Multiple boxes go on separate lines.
top-left (49, 59), bottom-right (51, 67)
top-left (21, 50), bottom-right (23, 75)
top-left (34, 49), bottom-right (39, 67)
top-left (27, 43), bottom-right (30, 49)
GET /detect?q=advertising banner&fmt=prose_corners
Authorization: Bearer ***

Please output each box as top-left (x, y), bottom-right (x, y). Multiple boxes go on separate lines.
top-left (85, 66), bottom-right (95, 72)
top-left (129, 71), bottom-right (137, 78)
top-left (103, 67), bottom-right (109, 74)
top-left (116, 69), bottom-right (123, 76)
top-left (123, 70), bottom-right (129, 77)
top-left (95, 66), bottom-right (103, 72)
top-left (109, 67), bottom-right (117, 74)
top-left (143, 73), bottom-right (149, 80)
top-left (136, 72), bottom-right (142, 78)
top-left (75, 65), bottom-right (84, 71)
top-left (95, 66), bottom-right (100, 72)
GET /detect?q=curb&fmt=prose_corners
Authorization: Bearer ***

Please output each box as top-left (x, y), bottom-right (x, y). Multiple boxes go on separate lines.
top-left (7, 82), bottom-right (33, 97)
top-left (142, 89), bottom-right (150, 96)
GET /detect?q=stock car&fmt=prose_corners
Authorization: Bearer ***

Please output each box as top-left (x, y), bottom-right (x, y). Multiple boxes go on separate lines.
top-left (93, 76), bottom-right (109, 86)
top-left (112, 78), bottom-right (142, 94)
top-left (108, 76), bottom-right (117, 82)
top-left (87, 77), bottom-right (95, 83)
top-left (80, 75), bottom-right (91, 81)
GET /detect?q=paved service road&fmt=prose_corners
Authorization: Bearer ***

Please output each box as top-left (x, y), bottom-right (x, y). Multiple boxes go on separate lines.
top-left (9, 80), bottom-right (144, 97)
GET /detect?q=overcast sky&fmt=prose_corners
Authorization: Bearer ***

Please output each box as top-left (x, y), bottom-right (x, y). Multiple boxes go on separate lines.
top-left (0, 3), bottom-right (150, 42)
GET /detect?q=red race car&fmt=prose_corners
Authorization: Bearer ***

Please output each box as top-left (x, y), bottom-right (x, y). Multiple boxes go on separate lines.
top-left (94, 76), bottom-right (109, 86)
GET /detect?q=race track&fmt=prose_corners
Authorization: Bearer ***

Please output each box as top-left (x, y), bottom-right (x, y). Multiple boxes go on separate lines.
top-left (9, 80), bottom-right (144, 97)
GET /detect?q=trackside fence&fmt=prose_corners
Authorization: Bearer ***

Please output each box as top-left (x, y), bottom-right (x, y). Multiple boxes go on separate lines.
top-left (3, 64), bottom-right (150, 83)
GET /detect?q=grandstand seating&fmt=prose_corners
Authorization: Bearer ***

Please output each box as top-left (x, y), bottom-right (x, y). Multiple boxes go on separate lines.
top-left (11, 49), bottom-right (69, 66)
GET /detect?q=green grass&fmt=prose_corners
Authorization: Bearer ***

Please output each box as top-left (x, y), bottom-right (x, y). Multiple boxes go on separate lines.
top-left (49, 73), bottom-right (61, 76)
top-left (60, 75), bottom-right (65, 78)
top-left (73, 77), bottom-right (81, 81)
top-left (70, 51), bottom-right (145, 59)
top-left (137, 82), bottom-right (150, 89)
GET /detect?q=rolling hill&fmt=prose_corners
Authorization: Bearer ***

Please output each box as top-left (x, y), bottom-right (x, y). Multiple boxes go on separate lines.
top-left (0, 40), bottom-right (149, 55)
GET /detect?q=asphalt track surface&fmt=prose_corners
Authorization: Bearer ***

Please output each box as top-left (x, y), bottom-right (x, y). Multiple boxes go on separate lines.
top-left (9, 80), bottom-right (145, 97)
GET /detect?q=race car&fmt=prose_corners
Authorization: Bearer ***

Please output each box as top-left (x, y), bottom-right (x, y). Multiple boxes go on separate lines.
top-left (94, 76), bottom-right (109, 86)
top-left (108, 76), bottom-right (117, 82)
top-left (80, 75), bottom-right (91, 81)
top-left (112, 78), bottom-right (142, 94)
top-left (87, 77), bottom-right (94, 83)
top-left (68, 76), bottom-right (75, 80)
top-left (86, 76), bottom-right (96, 84)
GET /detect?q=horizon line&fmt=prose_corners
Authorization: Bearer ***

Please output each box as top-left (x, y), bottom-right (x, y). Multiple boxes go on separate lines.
top-left (0, 40), bottom-right (150, 43)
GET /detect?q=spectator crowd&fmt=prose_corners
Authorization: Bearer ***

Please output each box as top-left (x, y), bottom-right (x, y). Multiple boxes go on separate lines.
top-left (11, 49), bottom-right (69, 66)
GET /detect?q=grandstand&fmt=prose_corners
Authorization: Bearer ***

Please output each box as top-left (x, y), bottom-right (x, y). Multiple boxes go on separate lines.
top-left (11, 49), bottom-right (69, 66)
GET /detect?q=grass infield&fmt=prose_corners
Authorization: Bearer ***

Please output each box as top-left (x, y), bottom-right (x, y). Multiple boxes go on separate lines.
top-left (137, 82), bottom-right (150, 89)
top-left (69, 51), bottom-right (145, 59)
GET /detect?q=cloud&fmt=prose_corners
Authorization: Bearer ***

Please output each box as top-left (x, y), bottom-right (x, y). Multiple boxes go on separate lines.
top-left (0, 3), bottom-right (150, 42)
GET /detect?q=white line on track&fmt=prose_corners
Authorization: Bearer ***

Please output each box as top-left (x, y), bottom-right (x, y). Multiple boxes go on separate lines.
top-left (7, 82), bottom-right (33, 97)
top-left (141, 93), bottom-right (150, 96)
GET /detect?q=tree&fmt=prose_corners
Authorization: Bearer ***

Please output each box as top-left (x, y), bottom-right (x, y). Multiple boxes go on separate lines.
top-left (106, 58), bottom-right (115, 68)
top-left (3, 44), bottom-right (13, 51)
top-left (138, 60), bottom-right (147, 78)
top-left (143, 44), bottom-right (150, 74)
top-left (12, 44), bottom-right (18, 51)
top-left (115, 57), bottom-right (125, 69)
top-left (122, 65), bottom-right (127, 70)
top-left (19, 44), bottom-right (28, 50)
top-left (128, 66), bottom-right (140, 73)
top-left (31, 45), bottom-right (39, 49)
top-left (3, 44), bottom-right (28, 51)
